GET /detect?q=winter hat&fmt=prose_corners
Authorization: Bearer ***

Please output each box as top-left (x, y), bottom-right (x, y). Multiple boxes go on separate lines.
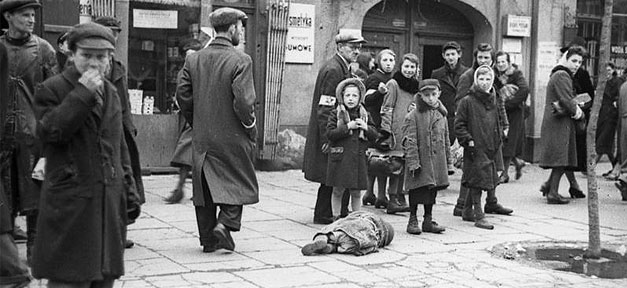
top-left (335, 78), bottom-right (368, 140)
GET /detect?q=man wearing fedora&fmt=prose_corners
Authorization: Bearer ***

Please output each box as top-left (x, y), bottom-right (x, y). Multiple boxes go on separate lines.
top-left (177, 7), bottom-right (258, 253)
top-left (303, 29), bottom-right (366, 224)
top-left (94, 16), bottom-right (144, 249)
top-left (32, 21), bottom-right (138, 287)
top-left (0, 0), bottom-right (57, 264)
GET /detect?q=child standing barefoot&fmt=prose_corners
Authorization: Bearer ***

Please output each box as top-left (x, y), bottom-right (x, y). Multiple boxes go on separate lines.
top-left (326, 78), bottom-right (379, 219)
top-left (402, 79), bottom-right (450, 234)
top-left (454, 65), bottom-right (509, 230)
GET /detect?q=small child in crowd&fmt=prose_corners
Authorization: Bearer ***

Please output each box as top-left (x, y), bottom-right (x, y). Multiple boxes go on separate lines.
top-left (454, 65), bottom-right (509, 230)
top-left (326, 78), bottom-right (379, 219)
top-left (401, 79), bottom-right (450, 235)
top-left (301, 211), bottom-right (394, 256)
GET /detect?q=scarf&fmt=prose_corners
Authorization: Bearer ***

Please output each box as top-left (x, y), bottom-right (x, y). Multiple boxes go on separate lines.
top-left (392, 71), bottom-right (420, 94)
top-left (337, 104), bottom-right (369, 141)
top-left (3, 33), bottom-right (31, 46)
top-left (470, 86), bottom-right (496, 110)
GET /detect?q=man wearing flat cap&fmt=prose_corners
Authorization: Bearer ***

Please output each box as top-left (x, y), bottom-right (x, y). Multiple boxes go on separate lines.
top-left (303, 29), bottom-right (366, 224)
top-left (0, 0), bottom-right (57, 265)
top-left (94, 16), bottom-right (145, 249)
top-left (177, 7), bottom-right (257, 253)
top-left (431, 41), bottom-right (468, 145)
top-left (31, 22), bottom-right (138, 287)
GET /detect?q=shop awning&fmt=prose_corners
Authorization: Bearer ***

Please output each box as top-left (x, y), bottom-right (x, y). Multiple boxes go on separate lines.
top-left (131, 0), bottom-right (200, 7)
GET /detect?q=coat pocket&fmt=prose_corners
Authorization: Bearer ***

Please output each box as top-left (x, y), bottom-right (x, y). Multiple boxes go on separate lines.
top-left (46, 163), bottom-right (86, 198)
top-left (329, 147), bottom-right (344, 162)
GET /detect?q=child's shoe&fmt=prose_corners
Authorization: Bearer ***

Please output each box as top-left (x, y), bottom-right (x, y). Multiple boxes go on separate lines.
top-left (422, 216), bottom-right (445, 233)
top-left (474, 218), bottom-right (494, 230)
top-left (301, 239), bottom-right (334, 256)
top-left (406, 215), bottom-right (422, 235)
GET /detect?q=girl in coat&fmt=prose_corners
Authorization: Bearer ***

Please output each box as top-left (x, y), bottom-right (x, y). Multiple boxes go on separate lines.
top-left (455, 65), bottom-right (509, 230)
top-left (380, 53), bottom-right (421, 214)
top-left (538, 46), bottom-right (587, 204)
top-left (362, 49), bottom-right (397, 208)
top-left (326, 78), bottom-right (379, 219)
top-left (494, 51), bottom-right (530, 183)
top-left (402, 79), bottom-right (450, 235)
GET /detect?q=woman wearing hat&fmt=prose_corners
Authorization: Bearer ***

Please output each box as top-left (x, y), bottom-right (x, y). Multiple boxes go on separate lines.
top-left (32, 22), bottom-right (139, 287)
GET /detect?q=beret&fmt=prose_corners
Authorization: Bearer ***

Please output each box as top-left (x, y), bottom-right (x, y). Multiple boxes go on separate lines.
top-left (442, 41), bottom-right (461, 53)
top-left (209, 7), bottom-right (247, 28)
top-left (419, 79), bottom-right (440, 91)
top-left (67, 22), bottom-right (115, 51)
top-left (335, 29), bottom-right (367, 44)
top-left (93, 16), bottom-right (122, 31)
top-left (0, 0), bottom-right (41, 14)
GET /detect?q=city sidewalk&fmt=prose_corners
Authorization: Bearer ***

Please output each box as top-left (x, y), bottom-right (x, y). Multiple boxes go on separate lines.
top-left (26, 163), bottom-right (627, 287)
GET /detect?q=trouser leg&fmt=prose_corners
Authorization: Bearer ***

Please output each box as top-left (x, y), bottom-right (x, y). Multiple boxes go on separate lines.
top-left (455, 184), bottom-right (468, 211)
top-left (470, 188), bottom-right (484, 220)
top-left (195, 172), bottom-right (217, 246)
top-left (340, 189), bottom-right (350, 217)
top-left (376, 176), bottom-right (387, 200)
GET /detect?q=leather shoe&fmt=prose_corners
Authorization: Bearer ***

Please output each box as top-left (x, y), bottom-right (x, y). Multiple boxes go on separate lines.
top-left (568, 187), bottom-right (586, 199)
top-left (453, 206), bottom-right (462, 217)
top-left (212, 223), bottom-right (235, 251)
top-left (125, 239), bottom-right (135, 249)
top-left (547, 195), bottom-right (570, 204)
top-left (614, 182), bottom-right (627, 201)
top-left (374, 198), bottom-right (388, 209)
top-left (484, 203), bottom-right (513, 215)
top-left (313, 217), bottom-right (333, 225)
top-left (474, 219), bottom-right (494, 230)
top-left (301, 239), bottom-right (334, 256)
top-left (203, 243), bottom-right (218, 253)
top-left (164, 188), bottom-right (184, 204)
top-left (362, 194), bottom-right (376, 206)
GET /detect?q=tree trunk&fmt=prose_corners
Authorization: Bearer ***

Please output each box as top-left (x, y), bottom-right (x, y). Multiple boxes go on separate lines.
top-left (585, 0), bottom-right (613, 259)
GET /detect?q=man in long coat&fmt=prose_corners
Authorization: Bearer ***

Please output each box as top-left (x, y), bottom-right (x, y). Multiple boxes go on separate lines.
top-left (0, 0), bottom-right (57, 262)
top-left (431, 41), bottom-right (468, 145)
top-left (303, 30), bottom-right (366, 224)
top-left (177, 7), bottom-right (258, 253)
top-left (32, 22), bottom-right (137, 286)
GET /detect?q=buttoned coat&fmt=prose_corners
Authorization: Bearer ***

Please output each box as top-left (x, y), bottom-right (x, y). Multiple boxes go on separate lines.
top-left (402, 98), bottom-right (451, 191)
top-left (431, 62), bottom-right (468, 143)
top-left (32, 66), bottom-right (135, 282)
top-left (538, 66), bottom-right (580, 169)
top-left (303, 54), bottom-right (351, 183)
top-left (177, 36), bottom-right (258, 206)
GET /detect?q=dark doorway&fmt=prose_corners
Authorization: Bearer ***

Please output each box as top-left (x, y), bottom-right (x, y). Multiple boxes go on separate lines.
top-left (422, 45), bottom-right (442, 79)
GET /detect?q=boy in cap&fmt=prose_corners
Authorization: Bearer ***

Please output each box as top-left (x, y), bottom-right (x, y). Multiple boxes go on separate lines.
top-left (0, 0), bottom-right (57, 263)
top-left (94, 15), bottom-right (144, 249)
top-left (177, 7), bottom-right (257, 253)
top-left (303, 29), bottom-right (366, 224)
top-left (431, 41), bottom-right (468, 145)
top-left (32, 22), bottom-right (138, 287)
top-left (402, 79), bottom-right (450, 234)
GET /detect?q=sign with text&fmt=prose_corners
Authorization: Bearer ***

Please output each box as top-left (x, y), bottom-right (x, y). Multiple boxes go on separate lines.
top-left (285, 3), bottom-right (315, 64)
top-left (133, 9), bottom-right (178, 29)
top-left (504, 15), bottom-right (531, 37)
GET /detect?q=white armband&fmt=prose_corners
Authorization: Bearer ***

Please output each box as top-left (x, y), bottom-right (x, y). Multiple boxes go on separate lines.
top-left (242, 117), bottom-right (256, 129)
top-left (319, 95), bottom-right (336, 107)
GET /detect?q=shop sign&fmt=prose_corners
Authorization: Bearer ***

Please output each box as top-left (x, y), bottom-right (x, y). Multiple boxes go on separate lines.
top-left (504, 15), bottom-right (531, 37)
top-left (611, 45), bottom-right (627, 54)
top-left (133, 9), bottom-right (178, 29)
top-left (285, 3), bottom-right (315, 64)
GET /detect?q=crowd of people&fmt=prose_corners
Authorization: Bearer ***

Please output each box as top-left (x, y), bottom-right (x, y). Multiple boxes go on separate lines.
top-left (2, 0), bottom-right (627, 285)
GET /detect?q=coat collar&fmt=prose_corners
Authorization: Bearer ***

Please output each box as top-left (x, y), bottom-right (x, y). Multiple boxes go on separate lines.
top-left (109, 57), bottom-right (125, 83)
top-left (209, 36), bottom-right (234, 48)
top-left (333, 53), bottom-right (350, 78)
top-left (62, 65), bottom-right (82, 86)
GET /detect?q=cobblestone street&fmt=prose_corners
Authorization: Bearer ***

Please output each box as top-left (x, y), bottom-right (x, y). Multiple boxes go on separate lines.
top-left (23, 163), bottom-right (627, 287)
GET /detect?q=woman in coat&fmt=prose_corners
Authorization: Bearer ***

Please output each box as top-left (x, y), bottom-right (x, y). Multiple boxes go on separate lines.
top-left (455, 65), bottom-right (508, 230)
top-left (538, 46), bottom-right (587, 204)
top-left (380, 53), bottom-right (421, 214)
top-left (494, 51), bottom-right (529, 183)
top-left (596, 63), bottom-right (624, 179)
top-left (362, 49), bottom-right (396, 208)
top-left (31, 23), bottom-right (137, 286)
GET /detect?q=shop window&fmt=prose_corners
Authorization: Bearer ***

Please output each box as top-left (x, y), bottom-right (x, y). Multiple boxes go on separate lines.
top-left (127, 0), bottom-right (201, 114)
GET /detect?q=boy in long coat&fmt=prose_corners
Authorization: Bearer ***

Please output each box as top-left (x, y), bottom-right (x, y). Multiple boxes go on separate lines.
top-left (32, 22), bottom-right (138, 286)
top-left (177, 8), bottom-right (258, 252)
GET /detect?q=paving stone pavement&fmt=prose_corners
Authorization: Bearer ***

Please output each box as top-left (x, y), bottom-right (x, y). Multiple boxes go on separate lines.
top-left (21, 163), bottom-right (627, 287)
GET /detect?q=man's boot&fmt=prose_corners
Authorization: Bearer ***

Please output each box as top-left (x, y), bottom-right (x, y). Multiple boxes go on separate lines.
top-left (386, 195), bottom-right (406, 214)
top-left (422, 216), bottom-right (445, 233)
top-left (406, 215), bottom-right (421, 234)
top-left (484, 196), bottom-right (513, 215)
top-left (164, 188), bottom-right (184, 204)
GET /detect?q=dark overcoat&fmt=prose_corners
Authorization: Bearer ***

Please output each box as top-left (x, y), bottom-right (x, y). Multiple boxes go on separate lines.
top-left (402, 98), bottom-right (451, 191)
top-left (538, 66), bottom-right (580, 169)
top-left (177, 36), bottom-right (258, 206)
top-left (431, 62), bottom-right (468, 143)
top-left (363, 69), bottom-right (393, 129)
top-left (494, 66), bottom-right (529, 158)
top-left (32, 66), bottom-right (135, 281)
top-left (303, 54), bottom-right (351, 184)
top-left (325, 107), bottom-right (378, 190)
top-left (0, 43), bottom-right (11, 234)
top-left (596, 75), bottom-right (624, 155)
top-left (455, 87), bottom-right (507, 190)
top-left (0, 34), bottom-right (56, 213)
top-left (110, 58), bottom-right (144, 204)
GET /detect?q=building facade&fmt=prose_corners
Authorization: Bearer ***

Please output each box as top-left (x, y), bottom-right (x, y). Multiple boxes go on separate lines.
top-left (8, 0), bottom-right (625, 167)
